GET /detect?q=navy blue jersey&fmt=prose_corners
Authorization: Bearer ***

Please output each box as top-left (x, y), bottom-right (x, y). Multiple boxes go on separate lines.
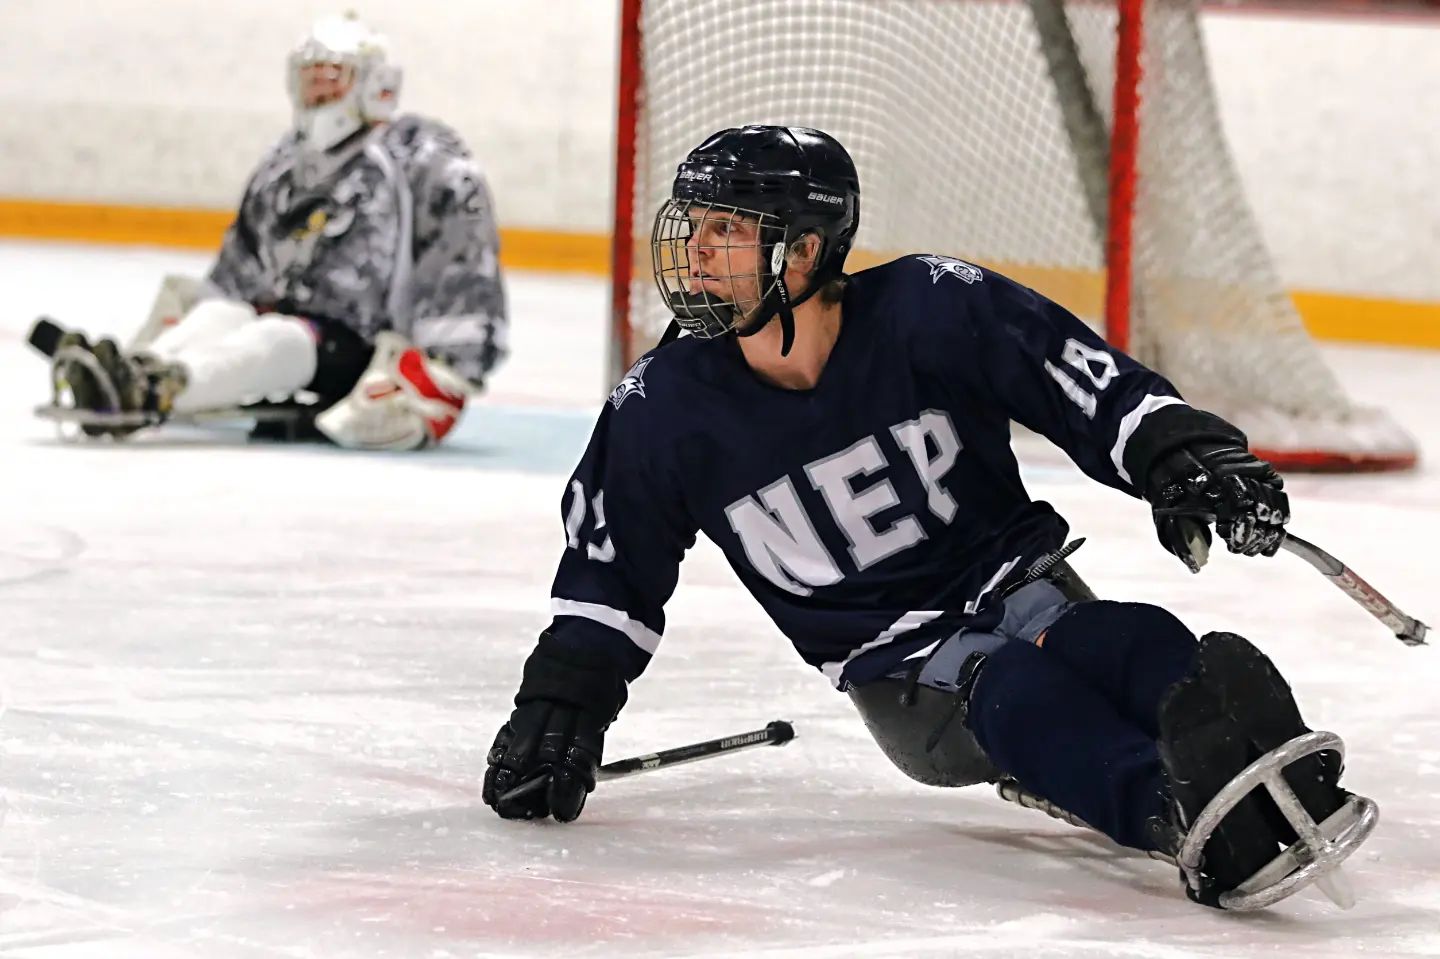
top-left (547, 255), bottom-right (1189, 690)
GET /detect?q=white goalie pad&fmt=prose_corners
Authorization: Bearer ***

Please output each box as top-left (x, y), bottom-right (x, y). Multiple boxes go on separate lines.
top-left (315, 332), bottom-right (470, 451)
top-left (129, 274), bottom-right (216, 353)
top-left (1177, 730), bottom-right (1379, 912)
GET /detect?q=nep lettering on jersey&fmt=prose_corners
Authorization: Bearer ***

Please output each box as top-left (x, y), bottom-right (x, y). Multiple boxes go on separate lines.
top-left (723, 410), bottom-right (960, 596)
top-left (545, 254), bottom-right (1190, 690)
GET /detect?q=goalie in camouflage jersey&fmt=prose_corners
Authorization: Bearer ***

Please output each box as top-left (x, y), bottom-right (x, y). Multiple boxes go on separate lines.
top-left (52, 13), bottom-right (507, 450)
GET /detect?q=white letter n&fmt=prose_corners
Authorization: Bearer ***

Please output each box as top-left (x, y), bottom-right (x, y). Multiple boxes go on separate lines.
top-left (725, 478), bottom-right (842, 597)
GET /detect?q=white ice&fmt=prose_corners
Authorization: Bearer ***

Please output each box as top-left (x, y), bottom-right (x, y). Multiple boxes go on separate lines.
top-left (1, 239), bottom-right (1439, 958)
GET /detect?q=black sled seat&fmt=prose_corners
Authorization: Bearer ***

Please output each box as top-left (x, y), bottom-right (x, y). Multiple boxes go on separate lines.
top-left (848, 558), bottom-right (1097, 788)
top-left (849, 677), bottom-right (1002, 788)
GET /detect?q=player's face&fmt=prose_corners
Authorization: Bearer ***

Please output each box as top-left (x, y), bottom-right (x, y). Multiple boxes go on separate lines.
top-left (685, 209), bottom-right (764, 311)
top-left (296, 61), bottom-right (355, 108)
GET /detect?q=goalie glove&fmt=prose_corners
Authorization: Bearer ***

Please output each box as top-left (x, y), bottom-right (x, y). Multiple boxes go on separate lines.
top-left (315, 331), bottom-right (471, 450)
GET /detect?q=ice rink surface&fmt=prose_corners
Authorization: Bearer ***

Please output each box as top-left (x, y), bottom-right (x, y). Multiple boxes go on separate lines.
top-left (1, 240), bottom-right (1438, 958)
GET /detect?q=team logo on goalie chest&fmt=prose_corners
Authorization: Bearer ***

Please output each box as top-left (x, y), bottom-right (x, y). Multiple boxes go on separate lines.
top-left (918, 255), bottom-right (984, 285)
top-left (609, 357), bottom-right (653, 409)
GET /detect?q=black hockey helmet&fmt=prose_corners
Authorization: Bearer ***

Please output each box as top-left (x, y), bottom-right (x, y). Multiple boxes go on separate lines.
top-left (651, 125), bottom-right (860, 355)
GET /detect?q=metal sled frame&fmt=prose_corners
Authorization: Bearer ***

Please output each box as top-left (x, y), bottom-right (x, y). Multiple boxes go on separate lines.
top-left (34, 404), bottom-right (303, 431)
top-left (51, 344), bottom-right (124, 414)
top-left (1179, 730), bottom-right (1377, 911)
top-left (997, 730), bottom-right (1378, 912)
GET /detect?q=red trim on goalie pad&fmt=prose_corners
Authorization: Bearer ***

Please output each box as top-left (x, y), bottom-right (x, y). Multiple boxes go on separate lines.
top-left (1256, 448), bottom-right (1419, 474)
top-left (396, 348), bottom-right (465, 442)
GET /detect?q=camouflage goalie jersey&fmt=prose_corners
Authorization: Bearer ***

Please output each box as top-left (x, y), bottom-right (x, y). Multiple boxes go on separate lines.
top-left (208, 115), bottom-right (507, 387)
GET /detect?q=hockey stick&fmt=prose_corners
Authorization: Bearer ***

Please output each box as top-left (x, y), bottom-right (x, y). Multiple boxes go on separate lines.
top-left (1281, 533), bottom-right (1428, 646)
top-left (496, 719), bottom-right (795, 804)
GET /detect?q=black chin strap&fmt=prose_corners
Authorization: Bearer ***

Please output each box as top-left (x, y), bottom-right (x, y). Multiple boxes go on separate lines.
top-left (658, 317), bottom-right (683, 348)
top-left (658, 267), bottom-right (836, 358)
top-left (735, 269), bottom-right (836, 357)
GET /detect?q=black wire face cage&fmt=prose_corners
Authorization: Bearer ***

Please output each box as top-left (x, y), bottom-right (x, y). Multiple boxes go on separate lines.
top-left (651, 198), bottom-right (790, 340)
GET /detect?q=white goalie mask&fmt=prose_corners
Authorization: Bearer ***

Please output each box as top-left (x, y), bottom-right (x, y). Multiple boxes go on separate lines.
top-left (286, 14), bottom-right (402, 153)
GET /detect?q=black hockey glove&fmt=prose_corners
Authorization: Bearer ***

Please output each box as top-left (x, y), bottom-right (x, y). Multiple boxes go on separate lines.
top-left (1147, 442), bottom-right (1289, 570)
top-left (482, 631), bottom-right (628, 823)
top-left (1125, 406), bottom-right (1289, 572)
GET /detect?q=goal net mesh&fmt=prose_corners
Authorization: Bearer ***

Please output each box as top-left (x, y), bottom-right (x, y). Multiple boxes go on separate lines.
top-left (616, 0), bottom-right (1415, 469)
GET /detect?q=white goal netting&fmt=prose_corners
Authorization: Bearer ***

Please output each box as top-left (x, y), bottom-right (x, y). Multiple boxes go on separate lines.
top-left (614, 0), bottom-right (1415, 469)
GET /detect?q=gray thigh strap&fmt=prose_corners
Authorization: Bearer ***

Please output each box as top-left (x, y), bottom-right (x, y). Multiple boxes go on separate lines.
top-left (908, 579), bottom-right (1073, 691)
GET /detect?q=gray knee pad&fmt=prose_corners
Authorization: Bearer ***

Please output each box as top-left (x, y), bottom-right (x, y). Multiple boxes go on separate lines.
top-left (849, 677), bottom-right (1001, 787)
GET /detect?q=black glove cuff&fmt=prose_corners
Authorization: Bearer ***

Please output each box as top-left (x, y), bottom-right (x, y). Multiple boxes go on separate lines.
top-left (1124, 404), bottom-right (1248, 496)
top-left (515, 630), bottom-right (629, 726)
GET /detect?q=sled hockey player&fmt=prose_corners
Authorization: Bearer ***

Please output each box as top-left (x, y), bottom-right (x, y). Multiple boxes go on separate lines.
top-left (482, 125), bottom-right (1377, 909)
top-left (46, 13), bottom-right (506, 450)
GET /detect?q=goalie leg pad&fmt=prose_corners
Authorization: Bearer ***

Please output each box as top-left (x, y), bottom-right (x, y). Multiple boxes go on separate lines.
top-left (129, 274), bottom-right (213, 352)
top-left (169, 316), bottom-right (317, 414)
top-left (146, 298), bottom-right (257, 361)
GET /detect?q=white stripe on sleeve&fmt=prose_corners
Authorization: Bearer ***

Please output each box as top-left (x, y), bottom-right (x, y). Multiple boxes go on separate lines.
top-left (1111, 394), bottom-right (1187, 485)
top-left (550, 598), bottom-right (663, 655)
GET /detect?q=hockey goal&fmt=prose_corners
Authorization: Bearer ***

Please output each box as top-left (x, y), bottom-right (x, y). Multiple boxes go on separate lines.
top-left (609, 0), bottom-right (1418, 472)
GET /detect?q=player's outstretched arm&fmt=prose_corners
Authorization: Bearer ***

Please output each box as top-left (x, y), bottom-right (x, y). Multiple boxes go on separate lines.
top-left (483, 383), bottom-right (696, 822)
top-left (950, 269), bottom-right (1287, 571)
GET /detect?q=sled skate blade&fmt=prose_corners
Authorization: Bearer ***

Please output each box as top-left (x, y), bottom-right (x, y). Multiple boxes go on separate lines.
top-left (1177, 730), bottom-right (1378, 911)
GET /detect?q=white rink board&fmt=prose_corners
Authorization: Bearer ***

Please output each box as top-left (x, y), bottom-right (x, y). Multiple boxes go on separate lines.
top-left (1, 240), bottom-right (1439, 956)
top-left (0, 4), bottom-right (1437, 300)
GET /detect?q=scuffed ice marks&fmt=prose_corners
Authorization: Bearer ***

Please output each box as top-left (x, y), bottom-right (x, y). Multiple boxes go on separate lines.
top-left (0, 524), bottom-right (84, 588)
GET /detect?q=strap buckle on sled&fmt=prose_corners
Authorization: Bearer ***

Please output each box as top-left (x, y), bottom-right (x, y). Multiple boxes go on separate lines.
top-left (1178, 730), bottom-right (1379, 912)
